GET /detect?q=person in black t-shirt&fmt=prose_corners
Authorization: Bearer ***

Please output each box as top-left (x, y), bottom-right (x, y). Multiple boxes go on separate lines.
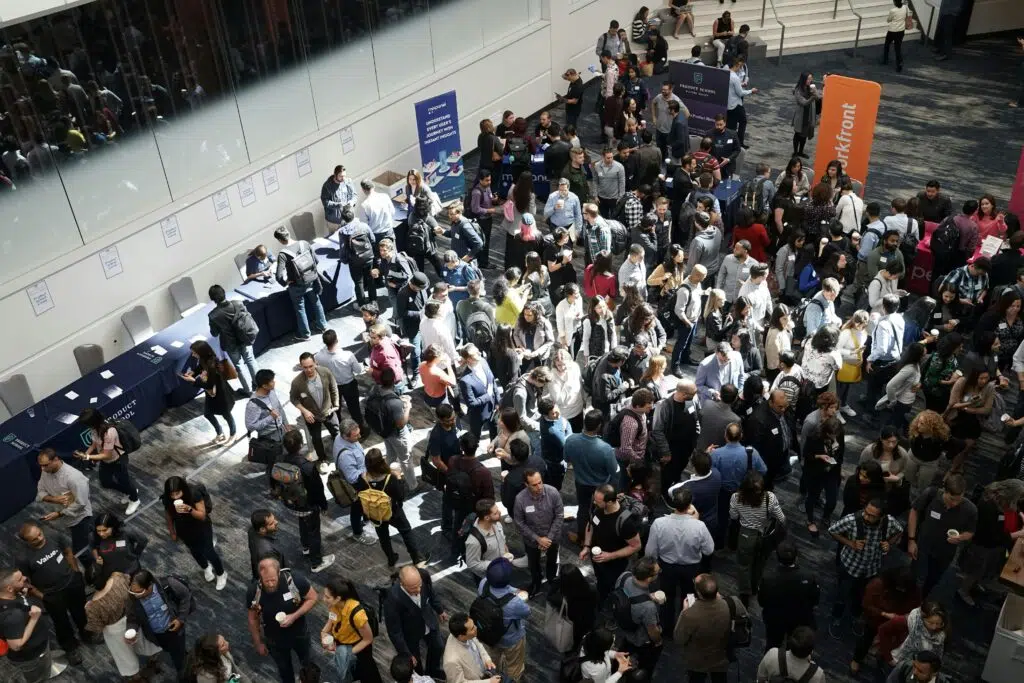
top-left (15, 523), bottom-right (90, 663)
top-left (561, 69), bottom-right (586, 128)
top-left (247, 557), bottom-right (318, 683)
top-left (280, 430), bottom-right (335, 574)
top-left (0, 568), bottom-right (57, 681)
top-left (579, 484), bottom-right (643, 601)
top-left (92, 511), bottom-right (148, 587)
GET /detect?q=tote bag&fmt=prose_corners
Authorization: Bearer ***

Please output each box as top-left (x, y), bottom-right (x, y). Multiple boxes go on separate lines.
top-left (544, 599), bottom-right (574, 653)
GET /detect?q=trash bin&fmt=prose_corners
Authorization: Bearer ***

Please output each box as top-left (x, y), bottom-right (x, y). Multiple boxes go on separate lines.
top-left (982, 592), bottom-right (1024, 683)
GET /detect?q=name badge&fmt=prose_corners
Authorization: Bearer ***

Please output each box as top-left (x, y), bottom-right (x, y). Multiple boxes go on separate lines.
top-left (592, 516), bottom-right (601, 526)
top-left (727, 139), bottom-right (733, 144)
top-left (788, 255), bottom-right (796, 262)
top-left (160, 604), bottom-right (168, 611)
top-left (526, 505), bottom-right (536, 513)
top-left (115, 540), bottom-right (127, 548)
top-left (998, 514), bottom-right (1006, 522)
top-left (687, 405), bottom-right (695, 414)
top-left (879, 257), bottom-right (887, 264)
top-left (933, 312), bottom-right (942, 319)
top-left (929, 510), bottom-right (941, 520)
top-left (999, 322), bottom-right (1008, 330)
top-left (741, 269), bottom-right (750, 277)
top-left (56, 553), bottom-right (63, 564)
top-left (746, 407), bottom-right (753, 415)
top-left (771, 428), bottom-right (779, 435)
top-left (282, 592), bottom-right (293, 601)
top-left (328, 612), bottom-right (338, 621)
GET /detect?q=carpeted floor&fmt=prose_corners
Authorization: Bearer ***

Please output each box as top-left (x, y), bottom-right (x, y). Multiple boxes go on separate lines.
top-left (2, 34), bottom-right (1023, 683)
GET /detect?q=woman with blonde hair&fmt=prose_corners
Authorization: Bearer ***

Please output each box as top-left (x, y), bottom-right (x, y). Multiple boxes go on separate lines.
top-left (703, 288), bottom-right (727, 352)
top-left (550, 346), bottom-right (586, 432)
top-left (906, 410), bottom-right (956, 491)
top-left (639, 354), bottom-right (670, 403)
top-left (836, 310), bottom-right (869, 413)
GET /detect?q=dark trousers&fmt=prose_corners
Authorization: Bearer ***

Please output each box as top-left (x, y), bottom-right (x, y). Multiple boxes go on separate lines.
top-left (715, 488), bottom-right (736, 546)
top-left (687, 671), bottom-right (728, 683)
top-left (792, 133), bottom-right (807, 156)
top-left (339, 379), bottom-right (365, 428)
top-left (935, 15), bottom-right (955, 57)
top-left (853, 621), bottom-right (881, 662)
top-left (622, 640), bottom-right (663, 675)
top-left (660, 454), bottom-right (688, 499)
top-left (566, 106), bottom-right (581, 129)
top-left (204, 399), bottom-right (236, 436)
top-left (883, 30), bottom-right (905, 66)
top-left (576, 483), bottom-right (597, 539)
top-left (919, 548), bottom-right (950, 598)
top-left (183, 526), bottom-right (225, 575)
top-left (671, 321), bottom-right (696, 369)
top-left (349, 262), bottom-right (376, 305)
top-left (546, 464), bottom-right (566, 493)
top-left (832, 565), bottom-right (869, 619)
top-left (478, 216), bottom-right (494, 268)
top-left (656, 130), bottom-right (669, 158)
top-left (350, 493), bottom-right (367, 536)
top-left (268, 635), bottom-right (312, 683)
top-left (413, 250), bottom-right (445, 280)
top-left (297, 511), bottom-right (323, 564)
top-left (804, 473), bottom-right (839, 525)
top-left (307, 416), bottom-right (339, 464)
top-left (467, 408), bottom-right (497, 442)
top-left (69, 516), bottom-right (93, 567)
top-left (409, 628), bottom-right (446, 678)
top-left (98, 458), bottom-right (138, 501)
top-left (659, 561), bottom-right (701, 637)
top-left (152, 626), bottom-right (188, 674)
top-left (375, 508), bottom-right (424, 566)
top-left (726, 104), bottom-right (747, 147)
top-left (598, 197), bottom-right (618, 219)
top-left (594, 557), bottom-right (629, 603)
top-left (526, 543), bottom-right (559, 587)
top-left (43, 573), bottom-right (88, 652)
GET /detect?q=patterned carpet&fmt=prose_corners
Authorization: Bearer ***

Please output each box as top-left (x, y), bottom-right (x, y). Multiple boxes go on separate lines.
top-left (2, 34), bottom-right (1023, 683)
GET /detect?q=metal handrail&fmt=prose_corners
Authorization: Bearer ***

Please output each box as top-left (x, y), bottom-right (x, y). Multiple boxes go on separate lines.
top-left (760, 0), bottom-right (786, 64)
top-left (842, 0), bottom-right (864, 54)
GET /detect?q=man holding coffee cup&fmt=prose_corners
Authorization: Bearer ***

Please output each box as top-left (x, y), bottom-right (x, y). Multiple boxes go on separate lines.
top-left (125, 569), bottom-right (193, 675)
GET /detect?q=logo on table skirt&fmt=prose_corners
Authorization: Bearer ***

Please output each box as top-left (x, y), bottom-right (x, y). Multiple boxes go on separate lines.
top-left (79, 429), bottom-right (93, 448)
top-left (693, 72), bottom-right (704, 86)
top-left (3, 433), bottom-right (31, 451)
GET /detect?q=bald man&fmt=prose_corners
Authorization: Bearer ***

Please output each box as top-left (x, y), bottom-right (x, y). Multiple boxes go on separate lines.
top-left (743, 389), bottom-right (797, 490)
top-left (383, 566), bottom-right (447, 679)
top-left (652, 380), bottom-right (702, 497)
top-left (246, 557), bottom-right (317, 683)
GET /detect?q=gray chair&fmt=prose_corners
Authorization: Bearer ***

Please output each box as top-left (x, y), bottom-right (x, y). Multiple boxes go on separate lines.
top-left (0, 374), bottom-right (34, 415)
top-left (851, 179), bottom-right (863, 197)
top-left (688, 134), bottom-right (703, 154)
top-left (73, 344), bottom-right (105, 376)
top-left (290, 212), bottom-right (317, 242)
top-left (732, 148), bottom-right (746, 179)
top-left (169, 277), bottom-right (205, 318)
top-left (803, 168), bottom-right (815, 186)
top-left (121, 306), bottom-right (155, 346)
top-left (234, 252), bottom-right (249, 281)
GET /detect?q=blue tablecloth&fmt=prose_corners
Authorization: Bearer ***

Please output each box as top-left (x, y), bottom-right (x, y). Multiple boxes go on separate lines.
top-left (499, 154), bottom-right (549, 202)
top-left (715, 179), bottom-right (743, 233)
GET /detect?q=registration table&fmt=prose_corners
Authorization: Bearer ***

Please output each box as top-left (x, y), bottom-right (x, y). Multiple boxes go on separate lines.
top-left (499, 153), bottom-right (549, 202)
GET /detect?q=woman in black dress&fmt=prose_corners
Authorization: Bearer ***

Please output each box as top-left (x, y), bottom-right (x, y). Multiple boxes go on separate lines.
top-left (91, 512), bottom-right (148, 587)
top-left (182, 340), bottom-right (236, 444)
top-left (161, 476), bottom-right (227, 589)
top-left (803, 416), bottom-right (845, 536)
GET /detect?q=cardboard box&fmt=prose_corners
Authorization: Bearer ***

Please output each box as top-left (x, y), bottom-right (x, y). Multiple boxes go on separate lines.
top-left (372, 170), bottom-right (406, 200)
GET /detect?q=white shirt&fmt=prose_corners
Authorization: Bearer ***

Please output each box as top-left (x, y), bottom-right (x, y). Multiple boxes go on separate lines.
top-left (314, 346), bottom-right (363, 386)
top-left (555, 297), bottom-right (583, 345)
top-left (738, 280), bottom-right (772, 329)
top-left (887, 5), bottom-right (910, 32)
top-left (421, 317), bottom-right (458, 362)
top-left (836, 192), bottom-right (865, 235)
top-left (361, 190), bottom-right (396, 235)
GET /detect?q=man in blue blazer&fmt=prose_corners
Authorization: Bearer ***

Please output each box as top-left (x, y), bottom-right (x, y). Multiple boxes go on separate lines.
top-left (457, 344), bottom-right (499, 441)
top-left (694, 341), bottom-right (745, 402)
top-left (383, 566), bottom-right (447, 679)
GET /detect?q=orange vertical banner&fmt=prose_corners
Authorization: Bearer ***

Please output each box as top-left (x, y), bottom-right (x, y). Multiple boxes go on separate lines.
top-left (813, 75), bottom-right (881, 194)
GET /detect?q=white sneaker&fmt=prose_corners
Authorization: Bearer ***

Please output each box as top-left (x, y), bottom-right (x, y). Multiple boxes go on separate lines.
top-left (125, 499), bottom-right (141, 516)
top-left (836, 413), bottom-right (846, 425)
top-left (840, 405), bottom-right (857, 417)
top-left (215, 572), bottom-right (228, 591)
top-left (352, 532), bottom-right (378, 545)
top-left (312, 554), bottom-right (336, 573)
top-left (204, 565), bottom-right (216, 583)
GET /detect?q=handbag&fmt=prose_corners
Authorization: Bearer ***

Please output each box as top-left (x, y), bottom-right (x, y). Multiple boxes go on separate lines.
top-left (836, 335), bottom-right (862, 383)
top-left (905, 13), bottom-right (914, 30)
top-left (761, 493), bottom-right (787, 552)
top-left (544, 599), bottom-right (575, 653)
top-left (218, 357), bottom-right (238, 381)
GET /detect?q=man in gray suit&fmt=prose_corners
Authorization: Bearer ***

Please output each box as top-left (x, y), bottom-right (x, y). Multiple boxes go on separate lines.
top-left (289, 352), bottom-right (340, 473)
top-left (695, 384), bottom-right (741, 454)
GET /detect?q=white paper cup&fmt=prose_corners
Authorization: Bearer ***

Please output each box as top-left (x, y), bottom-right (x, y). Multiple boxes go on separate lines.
top-left (1002, 413), bottom-right (1012, 423)
top-left (124, 628), bottom-right (137, 640)
top-left (173, 499), bottom-right (186, 512)
top-left (503, 552), bottom-right (514, 560)
top-left (389, 463), bottom-right (401, 474)
top-left (947, 529), bottom-right (960, 538)
top-left (591, 546), bottom-right (602, 557)
top-left (275, 611), bottom-right (287, 623)
top-left (930, 329), bottom-right (940, 337)
top-left (517, 590), bottom-right (530, 600)
top-left (322, 635), bottom-right (333, 647)
top-left (651, 590), bottom-right (666, 604)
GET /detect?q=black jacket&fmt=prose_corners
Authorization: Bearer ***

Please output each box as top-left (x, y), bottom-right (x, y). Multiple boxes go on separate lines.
top-left (634, 144), bottom-right (662, 188)
top-left (501, 453), bottom-right (548, 512)
top-left (128, 576), bottom-right (192, 643)
top-left (758, 564), bottom-right (819, 633)
top-left (709, 128), bottom-right (740, 168)
top-left (743, 402), bottom-right (795, 480)
top-left (396, 286), bottom-right (427, 338)
top-left (544, 140), bottom-right (572, 180)
top-left (383, 569), bottom-right (444, 657)
top-left (667, 115), bottom-right (689, 158)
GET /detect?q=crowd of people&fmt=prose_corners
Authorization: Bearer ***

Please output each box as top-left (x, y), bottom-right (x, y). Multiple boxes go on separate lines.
top-left (4, 7), bottom-right (1024, 683)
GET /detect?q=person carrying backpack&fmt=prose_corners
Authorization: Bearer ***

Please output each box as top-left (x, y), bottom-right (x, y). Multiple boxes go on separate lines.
top-left (405, 194), bottom-right (445, 278)
top-left (608, 557), bottom-right (663, 673)
top-left (207, 284), bottom-right (260, 396)
top-left (676, 572), bottom-right (750, 683)
top-left (75, 408), bottom-right (141, 516)
top-left (127, 570), bottom-right (195, 676)
top-left (363, 368), bottom-right (416, 483)
top-left (337, 207), bottom-right (378, 307)
top-left (472, 558), bottom-right (530, 681)
top-left (274, 226), bottom-right (328, 341)
top-left (359, 449), bottom-right (429, 568)
top-left (273, 431), bottom-right (336, 574)
top-left (755, 627), bottom-right (824, 683)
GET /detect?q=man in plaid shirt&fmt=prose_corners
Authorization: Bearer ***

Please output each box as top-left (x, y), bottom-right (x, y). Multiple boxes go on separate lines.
top-left (939, 256), bottom-right (991, 308)
top-left (827, 499), bottom-right (903, 638)
top-left (621, 185), bottom-right (647, 232)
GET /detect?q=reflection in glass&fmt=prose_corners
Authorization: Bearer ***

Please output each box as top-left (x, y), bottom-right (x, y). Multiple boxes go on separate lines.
top-left (365, 0), bottom-right (434, 96)
top-left (305, 1), bottom-right (379, 130)
top-left (480, 0), bottom-right (532, 46)
top-left (430, 0), bottom-right (485, 70)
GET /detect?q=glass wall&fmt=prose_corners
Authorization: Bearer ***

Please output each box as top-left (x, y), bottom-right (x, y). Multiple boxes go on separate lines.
top-left (0, 0), bottom-right (541, 280)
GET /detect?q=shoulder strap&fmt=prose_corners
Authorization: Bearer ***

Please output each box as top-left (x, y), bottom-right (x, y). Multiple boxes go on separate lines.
top-left (778, 648), bottom-right (788, 677)
top-left (796, 662), bottom-right (820, 683)
top-left (349, 603), bottom-right (366, 632)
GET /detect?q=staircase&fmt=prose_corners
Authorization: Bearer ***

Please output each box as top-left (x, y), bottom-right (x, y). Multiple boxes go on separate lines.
top-left (666, 0), bottom-right (920, 60)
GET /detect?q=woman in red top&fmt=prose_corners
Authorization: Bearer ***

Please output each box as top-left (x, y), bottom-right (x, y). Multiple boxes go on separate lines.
top-left (731, 206), bottom-right (770, 262)
top-left (583, 251), bottom-right (618, 301)
top-left (418, 344), bottom-right (456, 408)
top-left (973, 193), bottom-right (1007, 242)
top-left (851, 565), bottom-right (921, 673)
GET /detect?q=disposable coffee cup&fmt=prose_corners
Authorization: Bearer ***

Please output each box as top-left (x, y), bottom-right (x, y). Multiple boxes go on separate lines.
top-left (1002, 413), bottom-right (1012, 423)
top-left (322, 635), bottom-right (333, 647)
top-left (652, 590), bottom-right (666, 605)
top-left (930, 329), bottom-right (940, 337)
top-left (503, 552), bottom-right (514, 560)
top-left (275, 611), bottom-right (287, 623)
top-left (517, 590), bottom-right (530, 600)
top-left (124, 628), bottom-right (137, 640)
top-left (173, 499), bottom-right (186, 512)
top-left (947, 529), bottom-right (960, 538)
top-left (591, 546), bottom-right (603, 557)
top-left (389, 463), bottom-right (402, 475)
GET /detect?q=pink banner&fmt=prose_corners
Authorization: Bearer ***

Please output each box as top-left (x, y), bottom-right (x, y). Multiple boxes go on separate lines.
top-left (1011, 146), bottom-right (1024, 217)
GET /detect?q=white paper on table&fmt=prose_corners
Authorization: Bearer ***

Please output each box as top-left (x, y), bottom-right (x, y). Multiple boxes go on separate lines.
top-left (26, 280), bottom-right (55, 316)
top-left (64, 391), bottom-right (79, 400)
top-left (151, 345), bottom-right (168, 356)
top-left (56, 413), bottom-right (77, 425)
top-left (237, 176), bottom-right (256, 207)
top-left (979, 235), bottom-right (1004, 258)
top-left (213, 190), bottom-right (232, 221)
top-left (189, 334), bottom-right (207, 343)
top-left (100, 370), bottom-right (114, 379)
top-left (170, 340), bottom-right (185, 348)
top-left (103, 386), bottom-right (123, 399)
top-left (89, 397), bottom-right (98, 404)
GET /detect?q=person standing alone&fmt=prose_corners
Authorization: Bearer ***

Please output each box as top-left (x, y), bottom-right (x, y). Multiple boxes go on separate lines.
top-left (883, 0), bottom-right (910, 72)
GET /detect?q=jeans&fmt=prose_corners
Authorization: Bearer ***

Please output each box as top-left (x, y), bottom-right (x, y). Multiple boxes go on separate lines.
top-left (183, 526), bottom-right (225, 575)
top-left (349, 262), bottom-right (376, 306)
top-left (287, 282), bottom-right (328, 339)
top-left (656, 130), bottom-right (669, 159)
top-left (204, 398), bottom-right (236, 436)
top-left (919, 547), bottom-right (952, 599)
top-left (384, 425), bottom-right (416, 483)
top-left (883, 30), bottom-right (905, 66)
top-left (659, 561), bottom-right (701, 637)
top-left (44, 573), bottom-right (89, 652)
top-left (99, 458), bottom-right (138, 502)
top-left (11, 642), bottom-right (52, 683)
top-left (478, 216), bottom-right (494, 268)
top-left (268, 635), bottom-right (312, 683)
top-left (375, 507), bottom-right (425, 566)
top-left (225, 345), bottom-right (258, 394)
top-left (671, 321), bottom-right (696, 368)
top-left (804, 473), bottom-right (839, 525)
top-left (405, 331), bottom-right (423, 377)
top-left (935, 14), bottom-right (955, 57)
top-left (306, 416), bottom-right (339, 464)
top-left (832, 565), bottom-right (869, 620)
top-left (338, 380), bottom-right (365, 428)
top-left (526, 543), bottom-right (559, 587)
top-left (726, 104), bottom-right (747, 147)
top-left (297, 511), bottom-right (323, 564)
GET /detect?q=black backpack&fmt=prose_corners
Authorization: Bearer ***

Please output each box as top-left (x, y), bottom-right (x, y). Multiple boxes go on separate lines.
top-left (454, 512), bottom-right (486, 566)
top-left (281, 242), bottom-right (319, 285)
top-left (791, 297), bottom-right (824, 341)
top-left (726, 595), bottom-right (752, 650)
top-left (446, 461), bottom-right (481, 514)
top-left (768, 648), bottom-right (820, 683)
top-left (722, 35), bottom-right (744, 66)
top-left (604, 409), bottom-right (633, 448)
top-left (406, 217), bottom-right (432, 256)
top-left (465, 310), bottom-right (496, 350)
top-left (364, 391), bottom-right (398, 438)
top-left (470, 581), bottom-right (515, 646)
top-left (930, 216), bottom-right (960, 258)
top-left (346, 227), bottom-right (375, 267)
top-left (607, 219), bottom-right (629, 255)
top-left (507, 137), bottom-right (529, 163)
top-left (741, 177), bottom-right (770, 221)
top-left (613, 195), bottom-right (631, 224)
top-left (892, 217), bottom-right (919, 265)
top-left (608, 574), bottom-right (651, 631)
top-left (270, 461), bottom-right (308, 510)
top-left (232, 302), bottom-right (260, 346)
top-left (111, 420), bottom-right (142, 455)
top-left (582, 355), bottom-right (601, 398)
